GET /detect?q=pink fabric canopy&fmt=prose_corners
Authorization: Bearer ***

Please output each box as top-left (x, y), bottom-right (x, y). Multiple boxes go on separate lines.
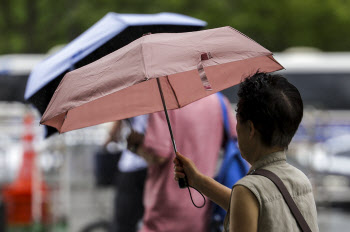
top-left (41, 26), bottom-right (283, 133)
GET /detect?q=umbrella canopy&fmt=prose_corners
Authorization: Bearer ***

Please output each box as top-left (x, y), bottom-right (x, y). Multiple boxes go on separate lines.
top-left (25, 12), bottom-right (206, 137)
top-left (41, 26), bottom-right (283, 133)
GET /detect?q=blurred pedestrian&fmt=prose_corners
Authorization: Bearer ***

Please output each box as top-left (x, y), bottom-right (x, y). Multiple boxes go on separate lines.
top-left (129, 93), bottom-right (236, 232)
top-left (174, 72), bottom-right (319, 232)
top-left (105, 115), bottom-right (149, 232)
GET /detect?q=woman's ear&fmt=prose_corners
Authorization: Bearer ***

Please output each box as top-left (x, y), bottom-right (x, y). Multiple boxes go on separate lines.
top-left (248, 120), bottom-right (255, 139)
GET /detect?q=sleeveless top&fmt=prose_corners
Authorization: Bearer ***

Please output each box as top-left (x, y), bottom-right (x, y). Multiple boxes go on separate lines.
top-left (223, 151), bottom-right (319, 232)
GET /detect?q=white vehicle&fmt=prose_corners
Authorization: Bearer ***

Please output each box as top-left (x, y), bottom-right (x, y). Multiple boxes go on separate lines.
top-left (273, 49), bottom-right (350, 206)
top-left (0, 54), bottom-right (45, 102)
top-left (274, 50), bottom-right (350, 109)
top-left (221, 49), bottom-right (350, 109)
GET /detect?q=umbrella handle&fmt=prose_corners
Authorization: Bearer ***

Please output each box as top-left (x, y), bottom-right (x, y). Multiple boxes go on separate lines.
top-left (178, 176), bottom-right (188, 188)
top-left (156, 78), bottom-right (188, 188)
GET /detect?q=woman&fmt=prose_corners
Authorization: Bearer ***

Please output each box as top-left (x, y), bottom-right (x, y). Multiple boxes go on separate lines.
top-left (174, 73), bottom-right (319, 232)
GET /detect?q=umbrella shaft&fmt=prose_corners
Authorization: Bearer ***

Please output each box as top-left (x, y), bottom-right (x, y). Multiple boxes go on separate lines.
top-left (156, 78), bottom-right (177, 153)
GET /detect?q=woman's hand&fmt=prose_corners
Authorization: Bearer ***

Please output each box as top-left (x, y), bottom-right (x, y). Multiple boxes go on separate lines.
top-left (174, 152), bottom-right (233, 211)
top-left (127, 130), bottom-right (144, 153)
top-left (173, 152), bottom-right (203, 188)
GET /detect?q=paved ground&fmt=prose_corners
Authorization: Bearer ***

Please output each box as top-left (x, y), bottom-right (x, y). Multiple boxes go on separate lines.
top-left (64, 148), bottom-right (350, 232)
top-left (69, 186), bottom-right (114, 232)
top-left (318, 207), bottom-right (350, 231)
top-left (66, 186), bottom-right (350, 232)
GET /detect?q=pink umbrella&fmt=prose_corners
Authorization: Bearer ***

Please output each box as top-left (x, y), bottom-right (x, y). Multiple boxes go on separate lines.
top-left (41, 26), bottom-right (283, 187)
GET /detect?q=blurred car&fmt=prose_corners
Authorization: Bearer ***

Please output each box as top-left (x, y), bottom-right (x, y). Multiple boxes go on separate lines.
top-left (290, 133), bottom-right (350, 207)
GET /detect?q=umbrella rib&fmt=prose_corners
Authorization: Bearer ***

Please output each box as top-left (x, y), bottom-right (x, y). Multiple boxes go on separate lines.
top-left (165, 75), bottom-right (180, 108)
top-left (141, 37), bottom-right (148, 78)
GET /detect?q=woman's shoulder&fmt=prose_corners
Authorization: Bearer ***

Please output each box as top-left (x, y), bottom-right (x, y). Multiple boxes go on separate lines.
top-left (234, 163), bottom-right (313, 203)
top-left (234, 175), bottom-right (268, 206)
top-left (266, 162), bottom-right (313, 192)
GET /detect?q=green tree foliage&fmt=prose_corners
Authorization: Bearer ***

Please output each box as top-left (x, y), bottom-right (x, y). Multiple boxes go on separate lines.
top-left (0, 0), bottom-right (349, 54)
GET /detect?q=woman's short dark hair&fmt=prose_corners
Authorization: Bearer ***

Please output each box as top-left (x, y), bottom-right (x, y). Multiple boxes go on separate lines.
top-left (236, 72), bottom-right (303, 148)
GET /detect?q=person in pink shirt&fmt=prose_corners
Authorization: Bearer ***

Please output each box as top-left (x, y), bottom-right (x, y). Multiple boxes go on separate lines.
top-left (129, 93), bottom-right (236, 232)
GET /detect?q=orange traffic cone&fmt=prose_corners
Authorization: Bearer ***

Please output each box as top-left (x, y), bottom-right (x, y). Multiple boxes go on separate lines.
top-left (2, 113), bottom-right (50, 226)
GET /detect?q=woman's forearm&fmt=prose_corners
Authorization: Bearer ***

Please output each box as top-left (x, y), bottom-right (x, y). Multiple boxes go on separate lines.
top-left (196, 174), bottom-right (232, 211)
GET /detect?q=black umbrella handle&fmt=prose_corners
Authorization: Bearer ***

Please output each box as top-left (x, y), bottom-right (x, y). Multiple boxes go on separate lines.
top-left (178, 176), bottom-right (188, 188)
top-left (156, 78), bottom-right (188, 188)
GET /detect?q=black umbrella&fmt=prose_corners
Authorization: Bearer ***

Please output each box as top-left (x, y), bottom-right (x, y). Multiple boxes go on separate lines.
top-left (24, 12), bottom-right (206, 137)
